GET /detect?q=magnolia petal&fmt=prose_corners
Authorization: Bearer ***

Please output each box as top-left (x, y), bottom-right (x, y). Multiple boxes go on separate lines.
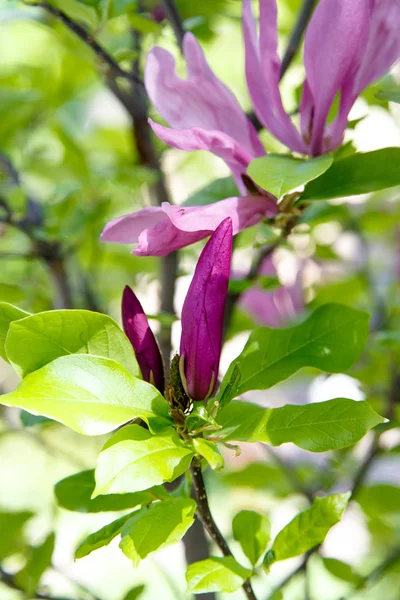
top-left (303, 0), bottom-right (370, 155)
top-left (180, 218), bottom-right (233, 400)
top-left (122, 286), bottom-right (164, 393)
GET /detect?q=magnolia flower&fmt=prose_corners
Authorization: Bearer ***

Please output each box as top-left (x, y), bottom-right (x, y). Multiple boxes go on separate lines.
top-left (240, 255), bottom-right (304, 328)
top-left (101, 195), bottom-right (277, 257)
top-left (122, 285), bottom-right (165, 393)
top-left (121, 219), bottom-right (233, 402)
top-left (145, 32), bottom-right (265, 193)
top-left (146, 0), bottom-right (399, 164)
top-left (244, 0), bottom-right (400, 156)
top-left (180, 217), bottom-right (232, 400)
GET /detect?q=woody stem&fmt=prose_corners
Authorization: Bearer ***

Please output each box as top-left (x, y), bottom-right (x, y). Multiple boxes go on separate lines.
top-left (190, 460), bottom-right (258, 600)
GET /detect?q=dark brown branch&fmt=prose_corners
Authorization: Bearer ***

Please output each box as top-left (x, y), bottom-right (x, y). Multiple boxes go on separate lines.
top-left (280, 0), bottom-right (317, 79)
top-left (190, 461), bottom-right (258, 600)
top-left (161, 0), bottom-right (185, 51)
top-left (25, 2), bottom-right (143, 86)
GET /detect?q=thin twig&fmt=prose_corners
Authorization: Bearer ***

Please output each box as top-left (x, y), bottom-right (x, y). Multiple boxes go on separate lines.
top-left (340, 547), bottom-right (400, 600)
top-left (280, 0), bottom-right (317, 79)
top-left (190, 461), bottom-right (258, 600)
top-left (0, 567), bottom-right (72, 600)
top-left (161, 0), bottom-right (185, 51)
top-left (25, 2), bottom-right (143, 86)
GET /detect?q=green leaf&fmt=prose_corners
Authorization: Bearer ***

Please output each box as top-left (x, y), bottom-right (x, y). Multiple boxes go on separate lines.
top-left (15, 533), bottom-right (55, 595)
top-left (185, 405), bottom-right (219, 433)
top-left (322, 558), bottom-right (362, 584)
top-left (356, 484), bottom-right (400, 517)
top-left (120, 498), bottom-right (196, 567)
top-left (0, 355), bottom-right (171, 436)
top-left (122, 586), bottom-right (145, 600)
top-left (247, 153), bottom-right (333, 198)
top-left (0, 511), bottom-right (34, 560)
top-left (220, 304), bottom-right (369, 396)
top-left (93, 424), bottom-right (194, 496)
top-left (5, 309), bottom-right (140, 377)
top-left (217, 364), bottom-right (241, 410)
top-left (375, 86), bottom-right (400, 104)
top-left (216, 398), bottom-right (385, 452)
top-left (55, 470), bottom-right (166, 513)
top-left (129, 14), bottom-right (162, 33)
top-left (183, 176), bottom-right (239, 206)
top-left (222, 462), bottom-right (292, 496)
top-left (193, 438), bottom-right (224, 471)
top-left (266, 493), bottom-right (350, 565)
top-left (186, 557), bottom-right (252, 594)
top-left (301, 148), bottom-right (400, 200)
top-left (46, 0), bottom-right (99, 27)
top-left (0, 302), bottom-right (30, 362)
top-left (75, 511), bottom-right (137, 559)
top-left (232, 510), bottom-right (271, 566)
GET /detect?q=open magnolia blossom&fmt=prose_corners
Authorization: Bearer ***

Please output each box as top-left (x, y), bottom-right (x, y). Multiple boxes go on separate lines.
top-left (101, 195), bottom-right (276, 257)
top-left (123, 218), bottom-right (232, 401)
top-left (240, 255), bottom-right (304, 327)
top-left (146, 0), bottom-right (400, 163)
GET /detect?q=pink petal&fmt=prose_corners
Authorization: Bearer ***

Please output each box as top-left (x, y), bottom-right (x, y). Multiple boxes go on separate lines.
top-left (144, 33), bottom-right (264, 181)
top-left (101, 196), bottom-right (277, 257)
top-left (354, 0), bottom-right (400, 94)
top-left (303, 0), bottom-right (370, 155)
top-left (149, 120), bottom-right (255, 193)
top-left (242, 0), bottom-right (307, 154)
top-left (100, 207), bottom-right (166, 244)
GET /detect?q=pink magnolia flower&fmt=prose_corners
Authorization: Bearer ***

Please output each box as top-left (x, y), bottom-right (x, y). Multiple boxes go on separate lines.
top-left (145, 32), bottom-right (265, 193)
top-left (180, 218), bottom-right (232, 400)
top-left (244, 0), bottom-right (400, 156)
top-left (101, 195), bottom-right (277, 257)
top-left (240, 255), bottom-right (304, 328)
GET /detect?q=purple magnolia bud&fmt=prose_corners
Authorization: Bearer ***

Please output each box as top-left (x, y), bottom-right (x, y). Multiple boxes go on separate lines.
top-left (179, 218), bottom-right (233, 401)
top-left (122, 286), bottom-right (164, 394)
top-left (152, 5), bottom-right (166, 23)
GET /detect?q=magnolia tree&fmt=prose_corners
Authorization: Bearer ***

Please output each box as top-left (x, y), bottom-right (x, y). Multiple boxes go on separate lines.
top-left (0, 0), bottom-right (400, 599)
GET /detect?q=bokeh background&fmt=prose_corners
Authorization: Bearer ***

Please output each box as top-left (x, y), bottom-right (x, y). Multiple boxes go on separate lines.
top-left (1, 1), bottom-right (400, 599)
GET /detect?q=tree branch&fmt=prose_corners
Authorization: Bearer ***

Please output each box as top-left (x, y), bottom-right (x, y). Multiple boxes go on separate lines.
top-left (161, 0), bottom-right (185, 51)
top-left (190, 461), bottom-right (258, 600)
top-left (0, 567), bottom-right (72, 600)
top-left (280, 0), bottom-right (317, 79)
top-left (25, 1), bottom-right (143, 86)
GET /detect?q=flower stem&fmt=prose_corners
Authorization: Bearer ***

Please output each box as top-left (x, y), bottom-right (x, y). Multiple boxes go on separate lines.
top-left (190, 461), bottom-right (258, 600)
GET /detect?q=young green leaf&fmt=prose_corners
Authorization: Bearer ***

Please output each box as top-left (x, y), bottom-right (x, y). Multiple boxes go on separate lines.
top-left (5, 309), bottom-right (140, 377)
top-left (322, 558), bottom-right (362, 585)
top-left (266, 493), bottom-right (350, 566)
top-left (192, 438), bottom-right (224, 471)
top-left (0, 511), bottom-right (34, 560)
top-left (0, 355), bottom-right (171, 436)
top-left (183, 176), bottom-right (238, 206)
top-left (247, 153), bottom-right (333, 198)
top-left (186, 557), bottom-right (252, 594)
top-left (0, 302), bottom-right (30, 362)
top-left (15, 533), bottom-right (55, 595)
top-left (55, 470), bottom-right (167, 513)
top-left (301, 148), bottom-right (400, 200)
top-left (93, 424), bottom-right (194, 496)
top-left (119, 498), bottom-right (196, 567)
top-left (122, 586), bottom-right (145, 600)
top-left (220, 304), bottom-right (369, 396)
top-left (233, 510), bottom-right (271, 566)
top-left (75, 512), bottom-right (137, 559)
top-left (216, 398), bottom-right (385, 452)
